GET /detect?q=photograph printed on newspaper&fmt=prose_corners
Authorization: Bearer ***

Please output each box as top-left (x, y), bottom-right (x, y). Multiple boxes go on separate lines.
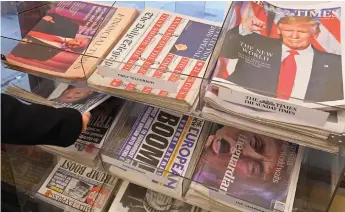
top-left (48, 83), bottom-right (109, 113)
top-left (112, 180), bottom-right (196, 212)
top-left (5, 1), bottom-right (123, 79)
top-left (212, 1), bottom-right (345, 109)
top-left (192, 124), bottom-right (303, 211)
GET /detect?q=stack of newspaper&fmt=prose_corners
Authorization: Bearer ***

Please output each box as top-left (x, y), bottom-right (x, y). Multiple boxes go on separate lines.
top-left (37, 157), bottom-right (119, 212)
top-left (39, 97), bottom-right (127, 167)
top-left (88, 7), bottom-right (223, 113)
top-left (185, 124), bottom-right (304, 212)
top-left (203, 1), bottom-right (345, 153)
top-left (109, 180), bottom-right (202, 212)
top-left (5, 1), bottom-right (138, 81)
top-left (100, 103), bottom-right (211, 200)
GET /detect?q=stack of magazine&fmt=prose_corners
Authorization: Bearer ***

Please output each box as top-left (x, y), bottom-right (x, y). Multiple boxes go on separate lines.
top-left (88, 7), bottom-right (223, 113)
top-left (5, 1), bottom-right (138, 81)
top-left (109, 180), bottom-right (203, 212)
top-left (101, 103), bottom-right (211, 200)
top-left (203, 1), bottom-right (345, 153)
top-left (37, 157), bottom-right (118, 212)
top-left (185, 124), bottom-right (304, 212)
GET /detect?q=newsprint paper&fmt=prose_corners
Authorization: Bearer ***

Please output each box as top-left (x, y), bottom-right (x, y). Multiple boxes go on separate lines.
top-left (101, 103), bottom-right (209, 199)
top-left (109, 180), bottom-right (199, 212)
top-left (48, 83), bottom-right (110, 114)
top-left (37, 158), bottom-right (118, 212)
top-left (40, 97), bottom-right (126, 166)
top-left (205, 1), bottom-right (345, 132)
top-left (188, 124), bottom-right (304, 212)
top-left (6, 1), bottom-right (138, 80)
top-left (210, 1), bottom-right (345, 109)
top-left (88, 7), bottom-right (222, 111)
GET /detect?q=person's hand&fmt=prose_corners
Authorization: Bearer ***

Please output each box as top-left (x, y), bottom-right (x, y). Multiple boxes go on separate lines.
top-left (81, 112), bottom-right (91, 133)
top-left (242, 15), bottom-right (266, 33)
top-left (42, 16), bottom-right (55, 23)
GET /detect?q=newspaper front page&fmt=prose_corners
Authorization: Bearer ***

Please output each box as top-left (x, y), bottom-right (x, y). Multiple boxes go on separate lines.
top-left (211, 1), bottom-right (345, 108)
top-left (102, 103), bottom-right (205, 197)
top-left (109, 180), bottom-right (198, 212)
top-left (48, 83), bottom-right (110, 113)
top-left (190, 124), bottom-right (304, 212)
top-left (6, 1), bottom-right (138, 80)
top-left (88, 7), bottom-right (222, 107)
top-left (37, 158), bottom-right (117, 212)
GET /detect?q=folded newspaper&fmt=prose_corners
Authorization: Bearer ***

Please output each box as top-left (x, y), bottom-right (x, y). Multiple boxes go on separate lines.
top-left (101, 103), bottom-right (210, 199)
top-left (202, 104), bottom-right (341, 153)
top-left (188, 124), bottom-right (304, 212)
top-left (204, 1), bottom-right (345, 146)
top-left (88, 7), bottom-right (222, 113)
top-left (40, 97), bottom-right (126, 167)
top-left (5, 83), bottom-right (110, 114)
top-left (208, 1), bottom-right (345, 108)
top-left (37, 157), bottom-right (118, 212)
top-left (5, 1), bottom-right (138, 81)
top-left (108, 180), bottom-right (199, 212)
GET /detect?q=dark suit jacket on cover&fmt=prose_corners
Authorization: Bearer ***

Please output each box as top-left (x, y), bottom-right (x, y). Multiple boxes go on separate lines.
top-left (33, 13), bottom-right (79, 38)
top-left (220, 26), bottom-right (343, 102)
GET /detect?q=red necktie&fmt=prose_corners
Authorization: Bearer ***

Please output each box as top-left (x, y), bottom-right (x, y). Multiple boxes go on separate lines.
top-left (276, 50), bottom-right (299, 100)
top-left (217, 57), bottom-right (229, 79)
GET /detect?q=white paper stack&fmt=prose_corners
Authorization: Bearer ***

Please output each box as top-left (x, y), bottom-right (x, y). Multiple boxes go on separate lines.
top-left (88, 7), bottom-right (222, 113)
top-left (185, 123), bottom-right (304, 212)
top-left (100, 103), bottom-right (211, 199)
top-left (37, 157), bottom-right (119, 212)
top-left (203, 1), bottom-right (345, 153)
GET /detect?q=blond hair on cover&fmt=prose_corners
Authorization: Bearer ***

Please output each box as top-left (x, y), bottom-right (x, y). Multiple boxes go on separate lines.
top-left (277, 16), bottom-right (321, 34)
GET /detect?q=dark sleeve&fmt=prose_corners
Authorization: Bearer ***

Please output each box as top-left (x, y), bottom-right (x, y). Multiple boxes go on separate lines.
top-left (220, 26), bottom-right (241, 59)
top-left (1, 94), bottom-right (82, 147)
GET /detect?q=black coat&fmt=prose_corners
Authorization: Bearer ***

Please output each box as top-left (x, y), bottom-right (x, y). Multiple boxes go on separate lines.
top-left (220, 26), bottom-right (343, 102)
top-left (1, 94), bottom-right (82, 147)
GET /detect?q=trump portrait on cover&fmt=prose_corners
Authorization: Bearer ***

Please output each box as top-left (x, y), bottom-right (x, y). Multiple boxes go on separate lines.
top-left (218, 12), bottom-right (343, 103)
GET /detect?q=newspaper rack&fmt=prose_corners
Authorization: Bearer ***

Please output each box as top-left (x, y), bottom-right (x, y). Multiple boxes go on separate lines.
top-left (2, 1), bottom-right (345, 155)
top-left (1, 1), bottom-right (345, 212)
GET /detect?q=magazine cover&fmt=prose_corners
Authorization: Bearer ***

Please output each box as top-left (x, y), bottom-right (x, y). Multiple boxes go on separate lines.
top-left (6, 1), bottom-right (138, 80)
top-left (102, 103), bottom-right (205, 197)
top-left (48, 83), bottom-right (109, 113)
top-left (110, 180), bottom-right (197, 212)
top-left (211, 1), bottom-right (345, 108)
top-left (88, 7), bottom-right (222, 107)
top-left (192, 124), bottom-right (303, 212)
top-left (37, 158), bottom-right (118, 212)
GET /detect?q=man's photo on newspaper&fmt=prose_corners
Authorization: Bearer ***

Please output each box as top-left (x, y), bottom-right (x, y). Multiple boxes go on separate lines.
top-left (216, 2), bottom-right (343, 103)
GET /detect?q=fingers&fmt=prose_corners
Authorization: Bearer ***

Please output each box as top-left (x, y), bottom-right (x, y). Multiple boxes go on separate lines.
top-left (251, 17), bottom-right (266, 29)
top-left (82, 112), bottom-right (91, 133)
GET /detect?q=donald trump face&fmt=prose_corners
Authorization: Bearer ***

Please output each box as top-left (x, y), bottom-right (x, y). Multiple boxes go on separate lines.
top-left (277, 16), bottom-right (320, 50)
